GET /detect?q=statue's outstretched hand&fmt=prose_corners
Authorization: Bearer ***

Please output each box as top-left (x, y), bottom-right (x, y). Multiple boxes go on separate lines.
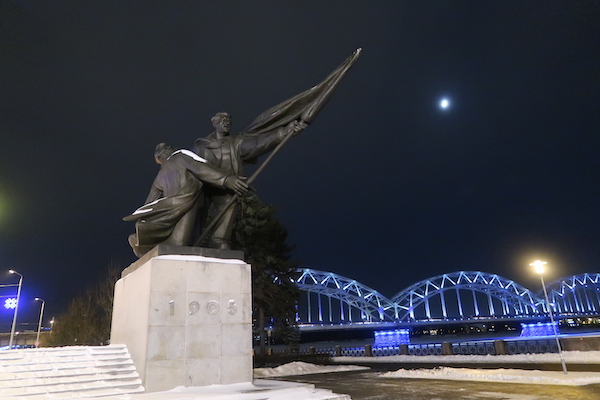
top-left (285, 120), bottom-right (308, 136)
top-left (225, 176), bottom-right (249, 195)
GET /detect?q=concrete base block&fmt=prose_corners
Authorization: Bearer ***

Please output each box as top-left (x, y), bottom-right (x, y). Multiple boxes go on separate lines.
top-left (111, 251), bottom-right (252, 393)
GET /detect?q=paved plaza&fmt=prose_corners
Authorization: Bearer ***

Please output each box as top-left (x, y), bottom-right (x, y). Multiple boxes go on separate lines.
top-left (286, 370), bottom-right (600, 400)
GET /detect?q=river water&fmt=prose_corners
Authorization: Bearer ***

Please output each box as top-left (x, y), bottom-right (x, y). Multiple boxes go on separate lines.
top-left (281, 370), bottom-right (600, 400)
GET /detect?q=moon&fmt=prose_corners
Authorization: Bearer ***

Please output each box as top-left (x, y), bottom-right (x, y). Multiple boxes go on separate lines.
top-left (439, 98), bottom-right (450, 110)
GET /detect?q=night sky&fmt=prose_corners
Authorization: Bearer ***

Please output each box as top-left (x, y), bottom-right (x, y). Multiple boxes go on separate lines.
top-left (1, 2), bottom-right (599, 327)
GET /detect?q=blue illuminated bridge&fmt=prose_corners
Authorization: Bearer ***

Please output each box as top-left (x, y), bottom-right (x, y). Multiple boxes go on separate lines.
top-left (293, 269), bottom-right (600, 329)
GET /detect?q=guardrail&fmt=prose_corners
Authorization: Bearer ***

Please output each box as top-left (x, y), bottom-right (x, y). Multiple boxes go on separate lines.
top-left (266, 338), bottom-right (563, 357)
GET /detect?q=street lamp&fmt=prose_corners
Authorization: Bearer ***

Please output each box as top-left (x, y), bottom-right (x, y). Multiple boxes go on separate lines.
top-left (530, 260), bottom-right (567, 374)
top-left (8, 269), bottom-right (23, 350)
top-left (35, 297), bottom-right (46, 347)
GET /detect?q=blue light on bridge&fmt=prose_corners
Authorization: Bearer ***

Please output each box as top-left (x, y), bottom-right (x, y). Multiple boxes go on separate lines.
top-left (4, 298), bottom-right (17, 309)
top-left (374, 329), bottom-right (410, 347)
top-left (520, 322), bottom-right (558, 337)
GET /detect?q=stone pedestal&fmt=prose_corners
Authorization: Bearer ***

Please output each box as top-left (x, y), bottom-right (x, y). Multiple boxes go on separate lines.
top-left (110, 246), bottom-right (252, 392)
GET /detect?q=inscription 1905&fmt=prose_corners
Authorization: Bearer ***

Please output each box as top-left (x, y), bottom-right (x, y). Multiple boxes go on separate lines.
top-left (183, 299), bottom-right (238, 316)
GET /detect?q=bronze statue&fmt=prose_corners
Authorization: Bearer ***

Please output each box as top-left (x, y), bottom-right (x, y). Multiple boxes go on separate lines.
top-left (192, 115), bottom-right (306, 249)
top-left (125, 49), bottom-right (361, 257)
top-left (124, 143), bottom-right (248, 257)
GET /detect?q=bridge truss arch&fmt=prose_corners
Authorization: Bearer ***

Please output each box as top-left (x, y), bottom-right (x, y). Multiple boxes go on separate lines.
top-left (545, 273), bottom-right (600, 315)
top-left (294, 268), bottom-right (397, 323)
top-left (390, 271), bottom-right (544, 322)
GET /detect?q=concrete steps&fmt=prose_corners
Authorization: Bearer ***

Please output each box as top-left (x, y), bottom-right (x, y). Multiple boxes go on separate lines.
top-left (0, 344), bottom-right (144, 398)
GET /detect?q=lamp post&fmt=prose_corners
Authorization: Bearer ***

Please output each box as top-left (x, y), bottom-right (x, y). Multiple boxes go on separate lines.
top-left (8, 269), bottom-right (23, 350)
top-left (34, 297), bottom-right (46, 347)
top-left (530, 260), bottom-right (567, 374)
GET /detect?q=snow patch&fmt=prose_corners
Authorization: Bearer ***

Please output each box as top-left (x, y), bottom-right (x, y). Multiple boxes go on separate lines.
top-left (254, 361), bottom-right (369, 378)
top-left (380, 366), bottom-right (600, 386)
top-left (155, 255), bottom-right (245, 264)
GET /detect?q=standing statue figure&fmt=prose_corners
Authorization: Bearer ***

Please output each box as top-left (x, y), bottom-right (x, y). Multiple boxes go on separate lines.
top-left (192, 114), bottom-right (306, 249)
top-left (124, 143), bottom-right (248, 257)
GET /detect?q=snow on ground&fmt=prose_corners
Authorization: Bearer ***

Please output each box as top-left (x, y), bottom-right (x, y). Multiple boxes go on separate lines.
top-left (105, 380), bottom-right (350, 400)
top-left (254, 361), bottom-right (369, 378)
top-left (380, 367), bottom-right (600, 386)
top-left (12, 351), bottom-right (600, 398)
top-left (253, 351), bottom-right (600, 388)
top-left (97, 356), bottom-right (600, 399)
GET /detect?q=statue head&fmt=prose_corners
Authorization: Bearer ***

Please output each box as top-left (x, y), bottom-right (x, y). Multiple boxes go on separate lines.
top-left (154, 143), bottom-right (174, 165)
top-left (211, 112), bottom-right (231, 136)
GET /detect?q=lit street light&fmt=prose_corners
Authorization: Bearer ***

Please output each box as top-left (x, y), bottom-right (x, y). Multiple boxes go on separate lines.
top-left (8, 269), bottom-right (23, 350)
top-left (530, 260), bottom-right (567, 374)
top-left (35, 297), bottom-right (46, 347)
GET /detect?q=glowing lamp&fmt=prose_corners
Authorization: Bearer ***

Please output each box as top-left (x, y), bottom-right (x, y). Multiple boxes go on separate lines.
top-left (531, 260), bottom-right (547, 274)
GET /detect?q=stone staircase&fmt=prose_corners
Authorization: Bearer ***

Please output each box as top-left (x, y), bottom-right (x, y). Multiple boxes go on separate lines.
top-left (0, 344), bottom-right (144, 398)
